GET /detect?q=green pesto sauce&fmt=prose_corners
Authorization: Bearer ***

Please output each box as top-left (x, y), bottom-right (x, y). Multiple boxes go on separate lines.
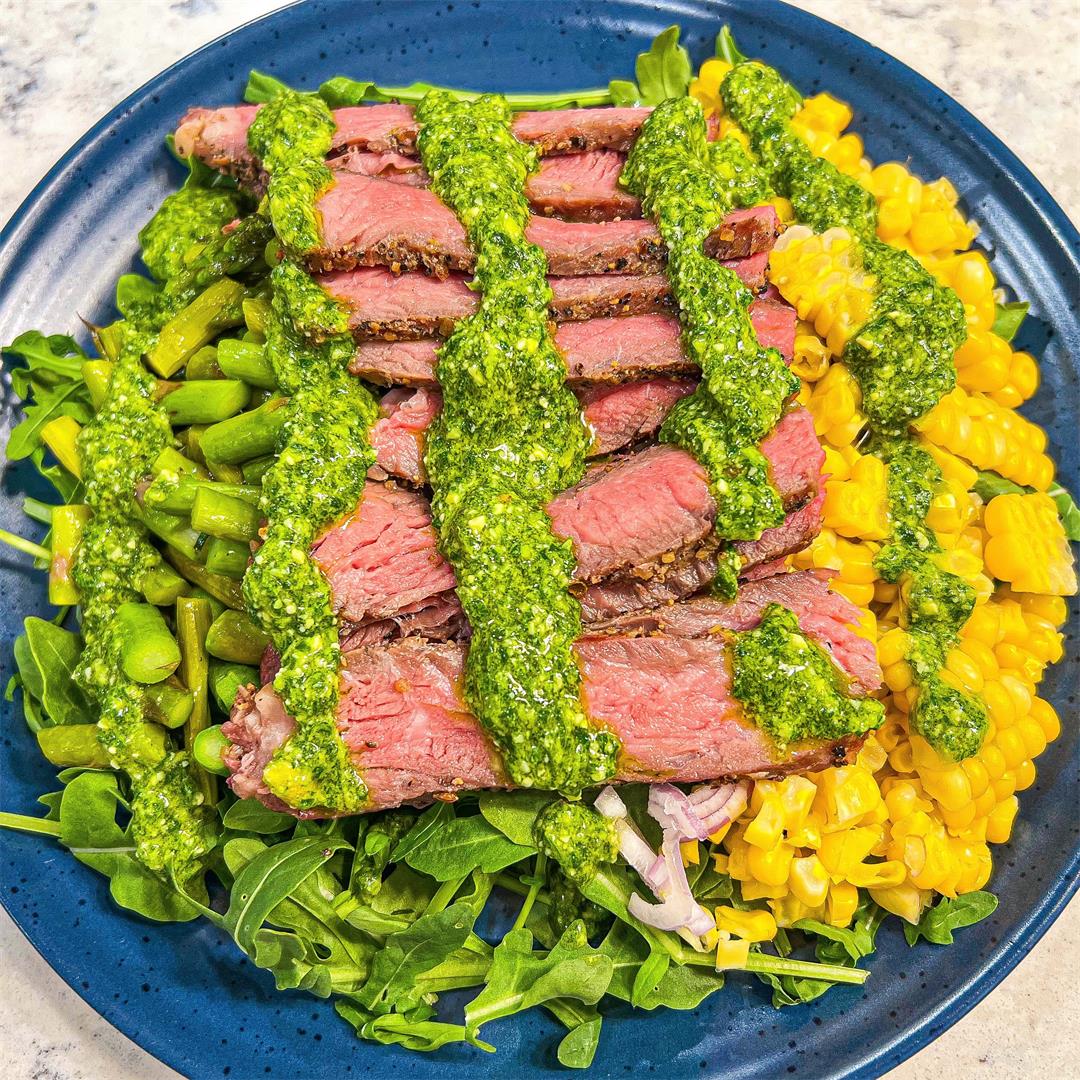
top-left (416, 91), bottom-right (618, 792)
top-left (533, 800), bottom-right (619, 884)
top-left (249, 91), bottom-right (336, 256)
top-left (621, 98), bottom-right (798, 598)
top-left (721, 62), bottom-right (965, 435)
top-left (731, 604), bottom-right (884, 746)
top-left (242, 93), bottom-right (379, 812)
top-left (138, 187), bottom-right (241, 281)
top-left (722, 59), bottom-right (985, 760)
top-left (73, 325), bottom-right (216, 881)
top-left (873, 439), bottom-right (988, 760)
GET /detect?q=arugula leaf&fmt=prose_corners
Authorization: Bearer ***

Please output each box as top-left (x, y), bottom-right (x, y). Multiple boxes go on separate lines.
top-left (465, 922), bottom-right (614, 1043)
top-left (221, 834), bottom-right (351, 955)
top-left (793, 897), bottom-right (886, 963)
top-left (973, 470), bottom-right (1080, 542)
top-left (992, 301), bottom-right (1029, 343)
top-left (336, 1001), bottom-right (490, 1053)
top-left (354, 900), bottom-right (478, 1014)
top-left (58, 771), bottom-right (201, 922)
top-left (557, 1016), bottom-right (603, 1069)
top-left (349, 808), bottom-right (417, 900)
top-left (715, 25), bottom-right (748, 64)
top-left (402, 813), bottom-right (535, 882)
top-left (1050, 482), bottom-right (1080, 541)
top-left (599, 922), bottom-right (726, 1009)
top-left (478, 789), bottom-right (556, 847)
top-left (222, 836), bottom-right (372, 996)
top-left (220, 797), bottom-right (294, 834)
top-left (13, 618), bottom-right (93, 728)
top-left (243, 70), bottom-right (297, 103)
top-left (391, 801), bottom-right (454, 862)
top-left (904, 890), bottom-right (998, 946)
top-left (611, 26), bottom-right (692, 106)
top-left (3, 331), bottom-right (93, 503)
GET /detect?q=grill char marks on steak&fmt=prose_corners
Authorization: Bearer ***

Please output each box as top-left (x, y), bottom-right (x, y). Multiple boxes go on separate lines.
top-left (320, 406), bottom-right (822, 639)
top-left (224, 568), bottom-right (874, 814)
top-left (369, 378), bottom-right (696, 485)
top-left (320, 257), bottom-right (770, 341)
top-left (349, 302), bottom-right (796, 387)
top-left (309, 174), bottom-right (778, 278)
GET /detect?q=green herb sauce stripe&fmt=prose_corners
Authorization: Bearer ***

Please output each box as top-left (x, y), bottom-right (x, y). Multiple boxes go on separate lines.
top-left (621, 97), bottom-right (796, 597)
top-left (720, 59), bottom-right (986, 758)
top-left (242, 91), bottom-right (379, 810)
top-left (621, 98), bottom-right (880, 743)
top-left (416, 91), bottom-right (617, 792)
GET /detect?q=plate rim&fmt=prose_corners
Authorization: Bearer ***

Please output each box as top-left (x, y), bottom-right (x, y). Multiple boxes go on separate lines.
top-left (0, 2), bottom-right (1077, 1078)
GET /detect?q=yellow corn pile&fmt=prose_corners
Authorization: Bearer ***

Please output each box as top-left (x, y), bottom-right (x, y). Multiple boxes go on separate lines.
top-left (689, 57), bottom-right (1076, 949)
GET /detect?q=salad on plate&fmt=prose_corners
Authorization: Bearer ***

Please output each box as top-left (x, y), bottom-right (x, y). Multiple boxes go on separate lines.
top-left (1, 24), bottom-right (1076, 1068)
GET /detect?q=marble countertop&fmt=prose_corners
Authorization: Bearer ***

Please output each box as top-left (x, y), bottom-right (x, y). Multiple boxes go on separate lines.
top-left (0, 1), bottom-right (1076, 1077)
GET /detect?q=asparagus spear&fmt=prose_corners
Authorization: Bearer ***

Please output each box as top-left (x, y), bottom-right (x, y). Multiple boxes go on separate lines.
top-left (115, 602), bottom-right (182, 684)
top-left (205, 610), bottom-right (271, 665)
top-left (217, 339), bottom-right (277, 389)
top-left (242, 295), bottom-right (272, 336)
top-left (185, 345), bottom-right (224, 380)
top-left (148, 277), bottom-right (247, 378)
top-left (190, 486), bottom-right (262, 542)
top-left (37, 723), bottom-right (167, 769)
top-left (152, 445), bottom-right (209, 480)
top-left (144, 679), bottom-right (195, 729)
top-left (141, 562), bottom-right (190, 605)
top-left (241, 455), bottom-right (275, 484)
top-left (145, 476), bottom-right (260, 515)
top-left (81, 359), bottom-right (113, 409)
top-left (164, 547), bottom-right (245, 610)
top-left (191, 725), bottom-right (230, 776)
top-left (210, 660), bottom-right (258, 714)
top-left (176, 596), bottom-right (218, 805)
top-left (199, 396), bottom-right (289, 464)
top-left (49, 505), bottom-right (92, 605)
top-left (40, 416), bottom-right (82, 478)
top-left (160, 379), bottom-right (251, 425)
top-left (204, 537), bottom-right (250, 579)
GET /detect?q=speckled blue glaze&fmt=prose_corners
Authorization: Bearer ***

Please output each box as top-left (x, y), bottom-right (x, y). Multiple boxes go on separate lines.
top-left (0, 2), bottom-right (1076, 1078)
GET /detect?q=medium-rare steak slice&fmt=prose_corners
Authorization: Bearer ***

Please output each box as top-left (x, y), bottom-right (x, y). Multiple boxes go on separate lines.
top-left (318, 407), bottom-right (822, 630)
top-left (309, 174), bottom-right (778, 277)
top-left (526, 151), bottom-right (642, 221)
top-left (369, 378), bottom-right (696, 485)
top-left (349, 303), bottom-right (795, 386)
top-left (224, 569), bottom-right (875, 814)
top-left (175, 103), bottom-right (658, 188)
top-left (577, 488), bottom-right (825, 624)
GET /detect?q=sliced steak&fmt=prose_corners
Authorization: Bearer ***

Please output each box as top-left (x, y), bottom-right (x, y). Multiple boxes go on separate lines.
top-left (526, 151), bottom-right (642, 221)
top-left (349, 301), bottom-right (796, 385)
top-left (310, 174), bottom-right (778, 277)
top-left (176, 103), bottom-right (655, 182)
top-left (576, 378), bottom-right (696, 455)
top-left (224, 571), bottom-right (873, 814)
top-left (320, 406), bottom-right (821, 630)
top-left (369, 378), bottom-right (696, 485)
top-left (588, 567), bottom-right (881, 697)
top-left (313, 484), bottom-right (456, 625)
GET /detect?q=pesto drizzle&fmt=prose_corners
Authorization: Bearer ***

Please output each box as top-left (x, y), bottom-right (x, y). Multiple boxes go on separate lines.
top-left (621, 98), bottom-right (798, 596)
top-left (243, 91), bottom-right (380, 811)
top-left (721, 61), bottom-right (986, 759)
top-left (416, 91), bottom-right (618, 792)
top-left (70, 220), bottom-right (274, 879)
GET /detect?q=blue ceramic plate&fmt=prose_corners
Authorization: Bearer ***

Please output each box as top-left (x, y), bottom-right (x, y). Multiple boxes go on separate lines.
top-left (1, 2), bottom-right (1077, 1077)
